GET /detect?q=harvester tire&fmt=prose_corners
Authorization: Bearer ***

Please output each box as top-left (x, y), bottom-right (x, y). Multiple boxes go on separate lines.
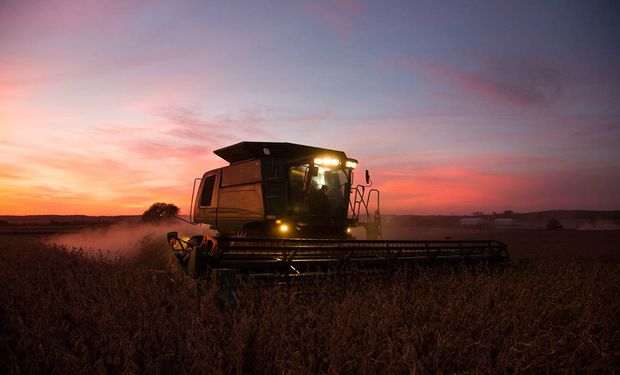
top-left (166, 253), bottom-right (197, 288)
top-left (166, 253), bottom-right (183, 276)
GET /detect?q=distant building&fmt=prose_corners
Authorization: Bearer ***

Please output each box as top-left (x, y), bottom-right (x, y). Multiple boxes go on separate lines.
top-left (460, 217), bottom-right (484, 226)
top-left (577, 220), bottom-right (619, 231)
top-left (494, 218), bottom-right (515, 227)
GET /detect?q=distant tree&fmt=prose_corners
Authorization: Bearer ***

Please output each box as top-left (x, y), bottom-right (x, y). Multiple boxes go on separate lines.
top-left (545, 218), bottom-right (563, 231)
top-left (142, 202), bottom-right (179, 222)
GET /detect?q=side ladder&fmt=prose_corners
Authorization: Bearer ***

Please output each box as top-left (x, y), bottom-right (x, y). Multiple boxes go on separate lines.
top-left (349, 185), bottom-right (382, 239)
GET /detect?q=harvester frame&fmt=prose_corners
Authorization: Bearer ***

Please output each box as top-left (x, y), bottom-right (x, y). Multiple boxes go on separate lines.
top-left (167, 141), bottom-right (508, 279)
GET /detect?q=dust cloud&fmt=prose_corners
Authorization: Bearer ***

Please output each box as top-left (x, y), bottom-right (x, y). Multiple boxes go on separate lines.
top-left (47, 220), bottom-right (211, 260)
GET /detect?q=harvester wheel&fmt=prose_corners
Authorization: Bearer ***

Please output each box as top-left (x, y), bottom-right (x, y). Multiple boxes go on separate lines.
top-left (166, 253), bottom-right (197, 288)
top-left (166, 253), bottom-right (184, 277)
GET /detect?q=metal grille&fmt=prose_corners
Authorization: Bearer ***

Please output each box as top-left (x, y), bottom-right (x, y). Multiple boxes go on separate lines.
top-left (211, 237), bottom-right (508, 271)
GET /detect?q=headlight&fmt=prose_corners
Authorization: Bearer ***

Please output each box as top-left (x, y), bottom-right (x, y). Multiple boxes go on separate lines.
top-left (345, 160), bottom-right (357, 169)
top-left (314, 157), bottom-right (340, 167)
top-left (279, 224), bottom-right (289, 233)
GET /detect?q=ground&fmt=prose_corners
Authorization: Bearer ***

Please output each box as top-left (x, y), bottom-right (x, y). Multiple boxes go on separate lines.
top-left (0, 226), bottom-right (618, 373)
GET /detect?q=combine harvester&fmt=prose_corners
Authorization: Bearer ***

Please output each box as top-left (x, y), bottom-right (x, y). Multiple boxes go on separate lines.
top-left (167, 142), bottom-right (508, 279)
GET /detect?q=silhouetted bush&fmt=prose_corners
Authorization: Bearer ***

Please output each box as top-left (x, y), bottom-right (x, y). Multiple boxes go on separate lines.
top-left (142, 202), bottom-right (179, 222)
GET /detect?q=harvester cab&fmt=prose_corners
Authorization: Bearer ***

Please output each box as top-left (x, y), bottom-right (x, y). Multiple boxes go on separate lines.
top-left (188, 141), bottom-right (381, 240)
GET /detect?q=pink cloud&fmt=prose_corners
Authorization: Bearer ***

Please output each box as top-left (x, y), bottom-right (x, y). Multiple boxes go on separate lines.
top-left (92, 106), bottom-right (273, 161)
top-left (0, 80), bottom-right (29, 100)
top-left (298, 0), bottom-right (363, 39)
top-left (0, 0), bottom-right (149, 35)
top-left (0, 57), bottom-right (53, 100)
top-left (0, 51), bottom-right (180, 96)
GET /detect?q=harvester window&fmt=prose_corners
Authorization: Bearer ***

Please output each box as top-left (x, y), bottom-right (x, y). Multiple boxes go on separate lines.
top-left (288, 164), bottom-right (347, 216)
top-left (200, 175), bottom-right (216, 207)
top-left (288, 165), bottom-right (307, 211)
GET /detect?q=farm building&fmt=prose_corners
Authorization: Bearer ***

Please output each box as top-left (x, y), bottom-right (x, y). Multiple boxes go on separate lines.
top-left (494, 218), bottom-right (515, 227)
top-left (459, 217), bottom-right (484, 226)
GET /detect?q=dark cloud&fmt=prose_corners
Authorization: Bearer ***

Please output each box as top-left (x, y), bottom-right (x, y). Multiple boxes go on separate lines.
top-left (405, 57), bottom-right (564, 108)
top-left (570, 122), bottom-right (619, 138)
top-left (483, 58), bottom-right (563, 106)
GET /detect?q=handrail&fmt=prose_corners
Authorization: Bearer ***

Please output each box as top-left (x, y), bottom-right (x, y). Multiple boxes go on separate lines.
top-left (188, 177), bottom-right (202, 224)
top-left (349, 186), bottom-right (380, 223)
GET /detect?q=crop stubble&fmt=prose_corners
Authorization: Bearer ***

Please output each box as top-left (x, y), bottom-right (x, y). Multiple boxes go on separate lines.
top-left (0, 231), bottom-right (618, 374)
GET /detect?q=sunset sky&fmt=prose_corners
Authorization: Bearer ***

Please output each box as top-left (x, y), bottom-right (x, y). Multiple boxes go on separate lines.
top-left (1, 0), bottom-right (619, 215)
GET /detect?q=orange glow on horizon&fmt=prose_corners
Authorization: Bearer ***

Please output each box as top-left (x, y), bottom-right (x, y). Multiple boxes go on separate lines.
top-left (2, 160), bottom-right (618, 216)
